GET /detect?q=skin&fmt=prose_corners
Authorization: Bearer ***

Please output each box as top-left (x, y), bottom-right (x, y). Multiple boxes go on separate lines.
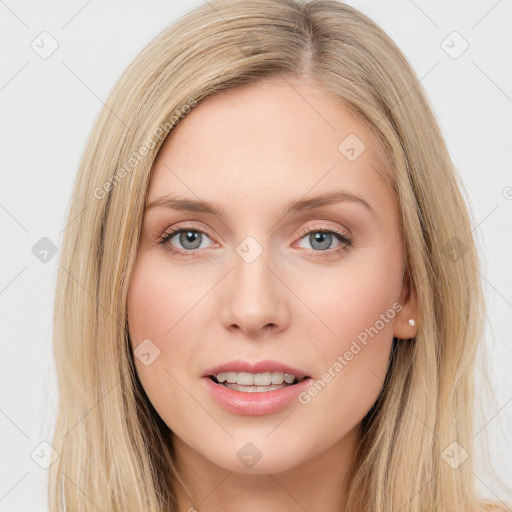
top-left (126, 75), bottom-right (417, 512)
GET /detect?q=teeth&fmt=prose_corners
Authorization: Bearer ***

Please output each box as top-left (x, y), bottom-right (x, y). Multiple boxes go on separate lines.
top-left (215, 371), bottom-right (300, 386)
top-left (223, 383), bottom-right (292, 393)
top-left (254, 372), bottom-right (272, 385)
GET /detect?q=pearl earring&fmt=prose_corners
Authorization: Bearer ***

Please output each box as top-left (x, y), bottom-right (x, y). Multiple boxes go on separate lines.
top-left (408, 318), bottom-right (416, 326)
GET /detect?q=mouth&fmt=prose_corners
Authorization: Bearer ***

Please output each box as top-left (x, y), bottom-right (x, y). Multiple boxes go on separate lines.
top-left (202, 364), bottom-right (314, 415)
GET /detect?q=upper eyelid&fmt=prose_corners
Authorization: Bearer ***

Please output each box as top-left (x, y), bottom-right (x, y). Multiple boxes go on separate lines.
top-left (296, 221), bottom-right (351, 236)
top-left (161, 222), bottom-right (215, 240)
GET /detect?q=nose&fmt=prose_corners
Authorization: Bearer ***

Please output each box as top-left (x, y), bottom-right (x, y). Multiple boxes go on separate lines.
top-left (220, 246), bottom-right (290, 336)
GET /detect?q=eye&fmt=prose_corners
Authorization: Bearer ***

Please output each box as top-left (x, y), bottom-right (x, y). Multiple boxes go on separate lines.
top-left (158, 224), bottom-right (214, 258)
top-left (294, 223), bottom-right (352, 258)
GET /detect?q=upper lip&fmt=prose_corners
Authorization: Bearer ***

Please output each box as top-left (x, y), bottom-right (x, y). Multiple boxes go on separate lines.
top-left (203, 359), bottom-right (310, 380)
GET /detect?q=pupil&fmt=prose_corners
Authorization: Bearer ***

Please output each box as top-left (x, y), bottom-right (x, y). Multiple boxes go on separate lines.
top-left (311, 231), bottom-right (331, 250)
top-left (180, 230), bottom-right (201, 249)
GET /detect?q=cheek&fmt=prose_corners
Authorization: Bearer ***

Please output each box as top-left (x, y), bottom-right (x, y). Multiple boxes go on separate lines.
top-left (126, 259), bottom-right (170, 407)
top-left (126, 255), bottom-right (209, 427)
top-left (292, 250), bottom-right (401, 420)
top-left (126, 255), bottom-right (198, 345)
top-left (302, 252), bottom-right (401, 359)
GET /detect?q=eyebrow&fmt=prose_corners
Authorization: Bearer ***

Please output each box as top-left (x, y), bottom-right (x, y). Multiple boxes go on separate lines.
top-left (145, 190), bottom-right (376, 218)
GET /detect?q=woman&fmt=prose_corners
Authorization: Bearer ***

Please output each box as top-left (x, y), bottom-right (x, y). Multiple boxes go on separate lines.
top-left (49, 0), bottom-right (509, 510)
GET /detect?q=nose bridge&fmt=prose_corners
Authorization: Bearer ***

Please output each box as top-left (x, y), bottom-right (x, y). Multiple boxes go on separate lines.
top-left (232, 234), bottom-right (275, 302)
top-left (220, 234), bottom-right (288, 333)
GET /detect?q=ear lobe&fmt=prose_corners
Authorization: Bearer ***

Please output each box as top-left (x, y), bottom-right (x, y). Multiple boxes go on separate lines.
top-left (393, 266), bottom-right (418, 340)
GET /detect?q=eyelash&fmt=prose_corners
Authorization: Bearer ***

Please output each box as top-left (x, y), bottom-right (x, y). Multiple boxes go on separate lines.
top-left (158, 223), bottom-right (352, 260)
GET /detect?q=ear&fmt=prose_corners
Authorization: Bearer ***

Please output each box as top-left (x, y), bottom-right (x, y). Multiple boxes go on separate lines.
top-left (393, 265), bottom-right (418, 340)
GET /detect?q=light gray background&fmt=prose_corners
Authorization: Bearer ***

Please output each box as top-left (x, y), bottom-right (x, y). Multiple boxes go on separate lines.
top-left (1, 1), bottom-right (511, 510)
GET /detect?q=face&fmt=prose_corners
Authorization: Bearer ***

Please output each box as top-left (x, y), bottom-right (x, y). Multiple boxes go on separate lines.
top-left (126, 76), bottom-right (416, 475)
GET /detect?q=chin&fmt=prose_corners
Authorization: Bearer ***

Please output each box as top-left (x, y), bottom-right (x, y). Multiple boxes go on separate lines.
top-left (202, 437), bottom-right (310, 475)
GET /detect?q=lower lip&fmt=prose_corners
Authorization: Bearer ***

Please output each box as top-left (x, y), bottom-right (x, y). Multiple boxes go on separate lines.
top-left (202, 376), bottom-right (312, 416)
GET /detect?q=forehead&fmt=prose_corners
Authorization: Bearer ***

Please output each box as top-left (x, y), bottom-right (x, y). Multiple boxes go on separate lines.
top-left (147, 77), bottom-right (393, 218)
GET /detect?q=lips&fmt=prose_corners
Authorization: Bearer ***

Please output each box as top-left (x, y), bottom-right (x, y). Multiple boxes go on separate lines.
top-left (202, 359), bottom-right (311, 380)
top-left (202, 370), bottom-right (313, 415)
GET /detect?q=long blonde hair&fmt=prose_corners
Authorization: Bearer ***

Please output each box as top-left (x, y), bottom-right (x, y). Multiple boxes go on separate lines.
top-left (49, 0), bottom-right (508, 510)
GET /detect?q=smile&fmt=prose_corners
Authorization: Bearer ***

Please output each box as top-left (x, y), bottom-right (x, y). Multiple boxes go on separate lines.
top-left (211, 370), bottom-right (307, 391)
